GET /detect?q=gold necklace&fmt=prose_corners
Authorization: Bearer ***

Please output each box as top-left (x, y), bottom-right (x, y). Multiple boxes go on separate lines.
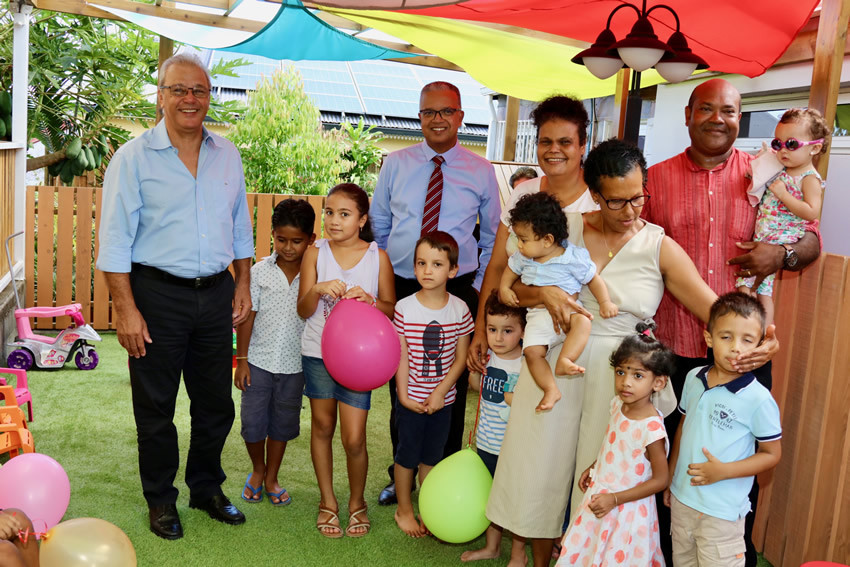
top-left (601, 221), bottom-right (614, 258)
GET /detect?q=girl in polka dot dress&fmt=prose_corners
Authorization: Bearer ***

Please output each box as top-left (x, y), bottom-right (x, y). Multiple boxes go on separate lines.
top-left (558, 323), bottom-right (674, 567)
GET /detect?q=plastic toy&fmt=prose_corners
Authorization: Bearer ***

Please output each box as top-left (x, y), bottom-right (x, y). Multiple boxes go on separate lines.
top-left (4, 232), bottom-right (101, 370)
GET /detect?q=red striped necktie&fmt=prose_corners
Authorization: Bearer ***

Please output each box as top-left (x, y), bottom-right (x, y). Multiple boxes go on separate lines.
top-left (421, 155), bottom-right (445, 236)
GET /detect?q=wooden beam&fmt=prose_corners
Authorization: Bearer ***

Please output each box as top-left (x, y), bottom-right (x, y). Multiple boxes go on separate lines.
top-left (32, 0), bottom-right (266, 31)
top-left (502, 96), bottom-right (520, 161)
top-left (808, 0), bottom-right (850, 179)
top-left (155, 36), bottom-right (173, 125)
top-left (387, 55), bottom-right (463, 72)
top-left (613, 68), bottom-right (630, 140)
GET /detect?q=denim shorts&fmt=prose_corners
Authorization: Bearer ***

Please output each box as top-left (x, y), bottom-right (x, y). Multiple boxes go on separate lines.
top-left (240, 363), bottom-right (304, 443)
top-left (394, 404), bottom-right (451, 469)
top-left (477, 447), bottom-right (499, 477)
top-left (302, 356), bottom-right (371, 411)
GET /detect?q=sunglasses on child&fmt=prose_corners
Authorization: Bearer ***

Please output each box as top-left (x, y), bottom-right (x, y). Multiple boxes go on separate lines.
top-left (770, 137), bottom-right (824, 151)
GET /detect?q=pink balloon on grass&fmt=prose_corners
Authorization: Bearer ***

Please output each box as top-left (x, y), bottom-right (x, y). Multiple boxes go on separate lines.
top-left (321, 298), bottom-right (401, 391)
top-left (0, 453), bottom-right (70, 529)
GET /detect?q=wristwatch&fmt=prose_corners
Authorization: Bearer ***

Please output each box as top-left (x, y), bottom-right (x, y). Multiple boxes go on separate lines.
top-left (781, 244), bottom-right (799, 269)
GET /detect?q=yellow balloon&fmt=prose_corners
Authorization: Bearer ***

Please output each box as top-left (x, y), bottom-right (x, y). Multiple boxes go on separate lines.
top-left (40, 518), bottom-right (137, 567)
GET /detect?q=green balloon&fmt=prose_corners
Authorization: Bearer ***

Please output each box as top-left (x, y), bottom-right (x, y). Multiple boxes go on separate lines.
top-left (419, 448), bottom-right (492, 543)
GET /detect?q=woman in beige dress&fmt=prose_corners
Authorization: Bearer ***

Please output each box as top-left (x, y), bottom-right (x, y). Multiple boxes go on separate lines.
top-left (481, 139), bottom-right (718, 567)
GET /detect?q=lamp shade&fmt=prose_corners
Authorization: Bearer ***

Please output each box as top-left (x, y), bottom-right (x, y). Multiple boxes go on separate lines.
top-left (571, 28), bottom-right (623, 79)
top-left (583, 56), bottom-right (625, 79)
top-left (612, 15), bottom-right (670, 71)
top-left (654, 30), bottom-right (709, 81)
top-left (655, 61), bottom-right (699, 82)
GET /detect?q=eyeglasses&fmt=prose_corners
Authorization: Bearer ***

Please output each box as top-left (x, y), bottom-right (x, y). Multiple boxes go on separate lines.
top-left (159, 84), bottom-right (210, 99)
top-left (418, 107), bottom-right (460, 120)
top-left (599, 193), bottom-right (650, 210)
top-left (770, 137), bottom-right (823, 151)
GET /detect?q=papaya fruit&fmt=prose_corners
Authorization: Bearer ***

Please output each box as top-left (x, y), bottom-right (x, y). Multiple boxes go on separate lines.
top-left (2, 114), bottom-right (10, 138)
top-left (0, 117), bottom-right (5, 139)
top-left (74, 148), bottom-right (88, 171)
top-left (59, 160), bottom-right (75, 184)
top-left (84, 147), bottom-right (95, 170)
top-left (65, 137), bottom-right (82, 160)
top-left (98, 133), bottom-right (109, 154)
top-left (47, 159), bottom-right (63, 177)
top-left (0, 92), bottom-right (10, 115)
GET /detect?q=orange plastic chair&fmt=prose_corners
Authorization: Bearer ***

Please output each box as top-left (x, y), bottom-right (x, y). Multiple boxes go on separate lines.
top-left (0, 367), bottom-right (33, 422)
top-left (0, 386), bottom-right (34, 457)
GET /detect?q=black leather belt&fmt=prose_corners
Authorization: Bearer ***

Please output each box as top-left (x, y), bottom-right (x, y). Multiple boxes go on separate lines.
top-left (132, 263), bottom-right (229, 289)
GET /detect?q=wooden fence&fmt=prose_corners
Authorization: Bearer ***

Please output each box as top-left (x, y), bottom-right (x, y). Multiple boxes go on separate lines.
top-left (0, 148), bottom-right (16, 280)
top-left (755, 254), bottom-right (850, 566)
top-left (24, 185), bottom-right (324, 330)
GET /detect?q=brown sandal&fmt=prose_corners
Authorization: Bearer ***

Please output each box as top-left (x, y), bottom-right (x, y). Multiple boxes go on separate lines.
top-left (317, 505), bottom-right (343, 539)
top-left (346, 505), bottom-right (371, 538)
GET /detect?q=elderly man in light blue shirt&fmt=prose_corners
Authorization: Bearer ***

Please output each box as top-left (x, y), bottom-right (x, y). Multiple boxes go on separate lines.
top-left (371, 81), bottom-right (501, 505)
top-left (97, 53), bottom-right (253, 540)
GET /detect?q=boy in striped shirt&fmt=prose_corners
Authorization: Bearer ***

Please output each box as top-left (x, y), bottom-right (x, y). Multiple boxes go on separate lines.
top-left (392, 231), bottom-right (474, 537)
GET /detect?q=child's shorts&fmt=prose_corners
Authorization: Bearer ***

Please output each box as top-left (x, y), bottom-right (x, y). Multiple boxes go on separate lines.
top-left (670, 494), bottom-right (746, 567)
top-left (476, 447), bottom-right (499, 477)
top-left (523, 307), bottom-right (567, 350)
top-left (302, 356), bottom-right (371, 411)
top-left (240, 363), bottom-right (304, 443)
top-left (394, 404), bottom-right (451, 469)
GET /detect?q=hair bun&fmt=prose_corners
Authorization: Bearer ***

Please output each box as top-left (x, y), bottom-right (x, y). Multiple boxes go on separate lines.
top-left (635, 320), bottom-right (657, 337)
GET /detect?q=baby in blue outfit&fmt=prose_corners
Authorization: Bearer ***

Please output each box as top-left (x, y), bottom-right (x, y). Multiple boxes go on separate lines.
top-left (500, 192), bottom-right (617, 412)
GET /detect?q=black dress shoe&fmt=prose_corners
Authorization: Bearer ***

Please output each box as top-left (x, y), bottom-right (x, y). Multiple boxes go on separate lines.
top-left (378, 481), bottom-right (397, 505)
top-left (149, 503), bottom-right (183, 540)
top-left (189, 493), bottom-right (246, 525)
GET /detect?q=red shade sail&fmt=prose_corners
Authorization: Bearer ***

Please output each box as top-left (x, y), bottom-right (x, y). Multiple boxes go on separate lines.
top-left (316, 0), bottom-right (821, 78)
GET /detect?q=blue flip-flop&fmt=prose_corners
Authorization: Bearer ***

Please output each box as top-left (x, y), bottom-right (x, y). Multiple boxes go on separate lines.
top-left (267, 488), bottom-right (291, 506)
top-left (241, 475), bottom-right (264, 503)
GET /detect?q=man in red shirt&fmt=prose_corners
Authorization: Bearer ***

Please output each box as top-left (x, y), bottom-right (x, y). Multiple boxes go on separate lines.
top-left (644, 78), bottom-right (820, 566)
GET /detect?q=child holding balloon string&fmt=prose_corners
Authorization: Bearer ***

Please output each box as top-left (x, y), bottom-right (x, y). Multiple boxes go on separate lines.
top-left (298, 183), bottom-right (396, 539)
top-left (234, 199), bottom-right (316, 507)
top-left (557, 322), bottom-right (672, 566)
top-left (0, 508), bottom-right (39, 567)
top-left (392, 231), bottom-right (474, 538)
top-left (461, 290), bottom-right (527, 565)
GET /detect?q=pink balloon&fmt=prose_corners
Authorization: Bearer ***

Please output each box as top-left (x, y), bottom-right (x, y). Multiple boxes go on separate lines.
top-left (321, 298), bottom-right (401, 391)
top-left (0, 453), bottom-right (70, 530)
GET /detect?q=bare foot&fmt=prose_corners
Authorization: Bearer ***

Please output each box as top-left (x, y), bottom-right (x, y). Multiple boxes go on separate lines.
top-left (507, 555), bottom-right (529, 567)
top-left (555, 357), bottom-right (585, 377)
top-left (395, 509), bottom-right (425, 538)
top-left (535, 386), bottom-right (562, 412)
top-left (461, 548), bottom-right (500, 562)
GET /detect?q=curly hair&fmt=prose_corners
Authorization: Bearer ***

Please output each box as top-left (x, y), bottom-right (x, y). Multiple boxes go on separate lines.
top-left (530, 95), bottom-right (589, 146)
top-left (272, 198), bottom-right (315, 235)
top-left (609, 321), bottom-right (676, 376)
top-left (583, 138), bottom-right (647, 195)
top-left (707, 292), bottom-right (766, 337)
top-left (508, 192), bottom-right (569, 243)
top-left (483, 290), bottom-right (527, 328)
top-left (779, 108), bottom-right (830, 155)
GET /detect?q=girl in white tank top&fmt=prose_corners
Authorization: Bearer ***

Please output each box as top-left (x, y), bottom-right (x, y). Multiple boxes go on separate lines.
top-left (297, 184), bottom-right (395, 538)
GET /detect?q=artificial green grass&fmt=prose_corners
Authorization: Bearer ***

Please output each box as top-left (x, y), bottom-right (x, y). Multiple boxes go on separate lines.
top-left (18, 333), bottom-right (507, 566)
top-left (13, 333), bottom-right (774, 566)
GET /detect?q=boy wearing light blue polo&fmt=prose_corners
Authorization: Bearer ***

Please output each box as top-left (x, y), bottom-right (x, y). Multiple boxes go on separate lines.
top-left (666, 292), bottom-right (782, 567)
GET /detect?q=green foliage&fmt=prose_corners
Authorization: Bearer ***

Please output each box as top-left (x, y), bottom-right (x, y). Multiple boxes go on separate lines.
top-left (0, 11), bottom-right (247, 178)
top-left (339, 118), bottom-right (384, 194)
top-left (227, 67), bottom-right (350, 195)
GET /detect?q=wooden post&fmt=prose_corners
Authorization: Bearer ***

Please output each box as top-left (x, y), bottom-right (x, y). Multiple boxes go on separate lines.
top-left (613, 68), bottom-right (631, 140)
top-left (502, 96), bottom-right (520, 162)
top-left (156, 36), bottom-right (174, 124)
top-left (808, 0), bottom-right (850, 179)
